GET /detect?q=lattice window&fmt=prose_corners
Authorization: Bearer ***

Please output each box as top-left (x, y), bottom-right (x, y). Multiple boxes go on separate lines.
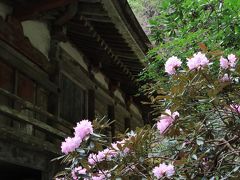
top-left (60, 74), bottom-right (87, 123)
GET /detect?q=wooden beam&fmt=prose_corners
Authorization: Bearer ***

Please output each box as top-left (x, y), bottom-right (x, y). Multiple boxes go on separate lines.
top-left (0, 88), bottom-right (72, 130)
top-left (78, 3), bottom-right (107, 17)
top-left (0, 40), bottom-right (58, 94)
top-left (0, 17), bottom-right (51, 74)
top-left (111, 48), bottom-right (135, 54)
top-left (13, 0), bottom-right (77, 21)
top-left (78, 16), bottom-right (136, 81)
top-left (102, 0), bottom-right (148, 60)
top-left (0, 105), bottom-right (67, 138)
top-left (84, 15), bottom-right (112, 23)
top-left (0, 126), bottom-right (60, 154)
top-left (79, 0), bottom-right (101, 3)
top-left (54, 1), bottom-right (78, 26)
top-left (108, 80), bottom-right (120, 94)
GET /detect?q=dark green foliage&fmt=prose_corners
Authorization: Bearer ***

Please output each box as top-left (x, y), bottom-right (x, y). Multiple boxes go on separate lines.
top-left (130, 0), bottom-right (240, 82)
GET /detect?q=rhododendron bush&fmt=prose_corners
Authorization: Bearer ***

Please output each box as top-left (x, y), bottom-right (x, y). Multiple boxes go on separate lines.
top-left (55, 47), bottom-right (240, 179)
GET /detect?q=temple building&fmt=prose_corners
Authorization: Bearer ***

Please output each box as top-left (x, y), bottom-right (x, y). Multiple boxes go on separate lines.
top-left (0, 0), bottom-right (150, 179)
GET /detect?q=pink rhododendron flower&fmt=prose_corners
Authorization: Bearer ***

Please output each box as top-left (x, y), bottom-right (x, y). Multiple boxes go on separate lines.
top-left (228, 54), bottom-right (237, 67)
top-left (123, 147), bottom-right (130, 154)
top-left (220, 57), bottom-right (229, 69)
top-left (157, 119), bottom-right (172, 135)
top-left (157, 109), bottom-right (179, 134)
top-left (220, 74), bottom-right (231, 82)
top-left (118, 139), bottom-right (131, 154)
top-left (165, 56), bottom-right (182, 75)
top-left (111, 139), bottom-right (130, 156)
top-left (92, 171), bottom-right (111, 180)
top-left (96, 151), bottom-right (106, 162)
top-left (230, 104), bottom-right (240, 113)
top-left (152, 163), bottom-right (175, 179)
top-left (74, 120), bottom-right (93, 140)
top-left (88, 148), bottom-right (120, 166)
top-left (71, 166), bottom-right (87, 180)
top-left (88, 153), bottom-right (98, 165)
top-left (220, 54), bottom-right (238, 69)
top-left (187, 52), bottom-right (209, 70)
top-left (102, 148), bottom-right (118, 159)
top-left (61, 136), bottom-right (82, 154)
top-left (88, 151), bottom-right (108, 165)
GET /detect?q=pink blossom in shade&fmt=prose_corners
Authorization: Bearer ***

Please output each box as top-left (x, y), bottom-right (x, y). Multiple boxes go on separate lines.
top-left (88, 151), bottom-right (106, 166)
top-left (74, 120), bottom-right (93, 140)
top-left (123, 147), bottom-right (130, 154)
top-left (187, 52), bottom-right (209, 70)
top-left (118, 139), bottom-right (131, 154)
top-left (228, 54), bottom-right (237, 67)
top-left (165, 56), bottom-right (182, 75)
top-left (152, 163), bottom-right (175, 179)
top-left (161, 109), bottom-right (179, 123)
top-left (230, 104), bottom-right (240, 114)
top-left (71, 166), bottom-right (87, 180)
top-left (220, 54), bottom-right (238, 70)
top-left (110, 140), bottom-right (130, 156)
top-left (96, 151), bottom-right (106, 162)
top-left (102, 148), bottom-right (118, 159)
top-left (157, 119), bottom-right (172, 134)
top-left (220, 74), bottom-right (231, 82)
top-left (61, 136), bottom-right (82, 154)
top-left (111, 142), bottom-right (119, 151)
top-left (220, 56), bottom-right (229, 69)
top-left (157, 109), bottom-right (179, 134)
top-left (88, 153), bottom-right (98, 165)
top-left (165, 164), bottom-right (175, 177)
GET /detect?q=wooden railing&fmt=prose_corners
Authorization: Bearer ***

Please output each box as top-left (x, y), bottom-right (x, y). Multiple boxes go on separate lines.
top-left (0, 88), bottom-right (73, 154)
top-left (0, 88), bottom-right (72, 130)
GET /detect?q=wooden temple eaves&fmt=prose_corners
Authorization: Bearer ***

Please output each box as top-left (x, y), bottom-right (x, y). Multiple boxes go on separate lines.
top-left (9, 0), bottom-right (151, 102)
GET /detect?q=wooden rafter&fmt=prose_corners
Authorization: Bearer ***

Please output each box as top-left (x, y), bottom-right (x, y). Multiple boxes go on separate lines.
top-left (77, 16), bottom-right (136, 80)
top-left (13, 0), bottom-right (77, 20)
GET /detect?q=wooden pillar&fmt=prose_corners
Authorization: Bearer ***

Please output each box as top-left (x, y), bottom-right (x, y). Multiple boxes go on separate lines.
top-left (88, 89), bottom-right (95, 121)
top-left (142, 106), bottom-right (152, 125)
top-left (107, 105), bottom-right (115, 139)
top-left (124, 117), bottom-right (131, 131)
top-left (108, 79), bottom-right (120, 95)
top-left (48, 39), bottom-right (61, 118)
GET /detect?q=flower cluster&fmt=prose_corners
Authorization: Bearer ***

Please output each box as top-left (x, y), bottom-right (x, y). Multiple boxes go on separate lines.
top-left (74, 120), bottom-right (94, 140)
top-left (220, 73), bottom-right (231, 82)
top-left (187, 52), bottom-right (209, 70)
top-left (157, 109), bottom-right (179, 134)
top-left (165, 52), bottom-right (238, 85)
top-left (165, 52), bottom-right (210, 75)
top-left (71, 166), bottom-right (87, 180)
top-left (152, 163), bottom-right (175, 179)
top-left (230, 104), bottom-right (240, 114)
top-left (220, 54), bottom-right (237, 69)
top-left (61, 120), bottom-right (93, 154)
top-left (92, 171), bottom-right (111, 180)
top-left (61, 136), bottom-right (82, 155)
top-left (165, 56), bottom-right (182, 75)
top-left (88, 139), bottom-right (131, 166)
